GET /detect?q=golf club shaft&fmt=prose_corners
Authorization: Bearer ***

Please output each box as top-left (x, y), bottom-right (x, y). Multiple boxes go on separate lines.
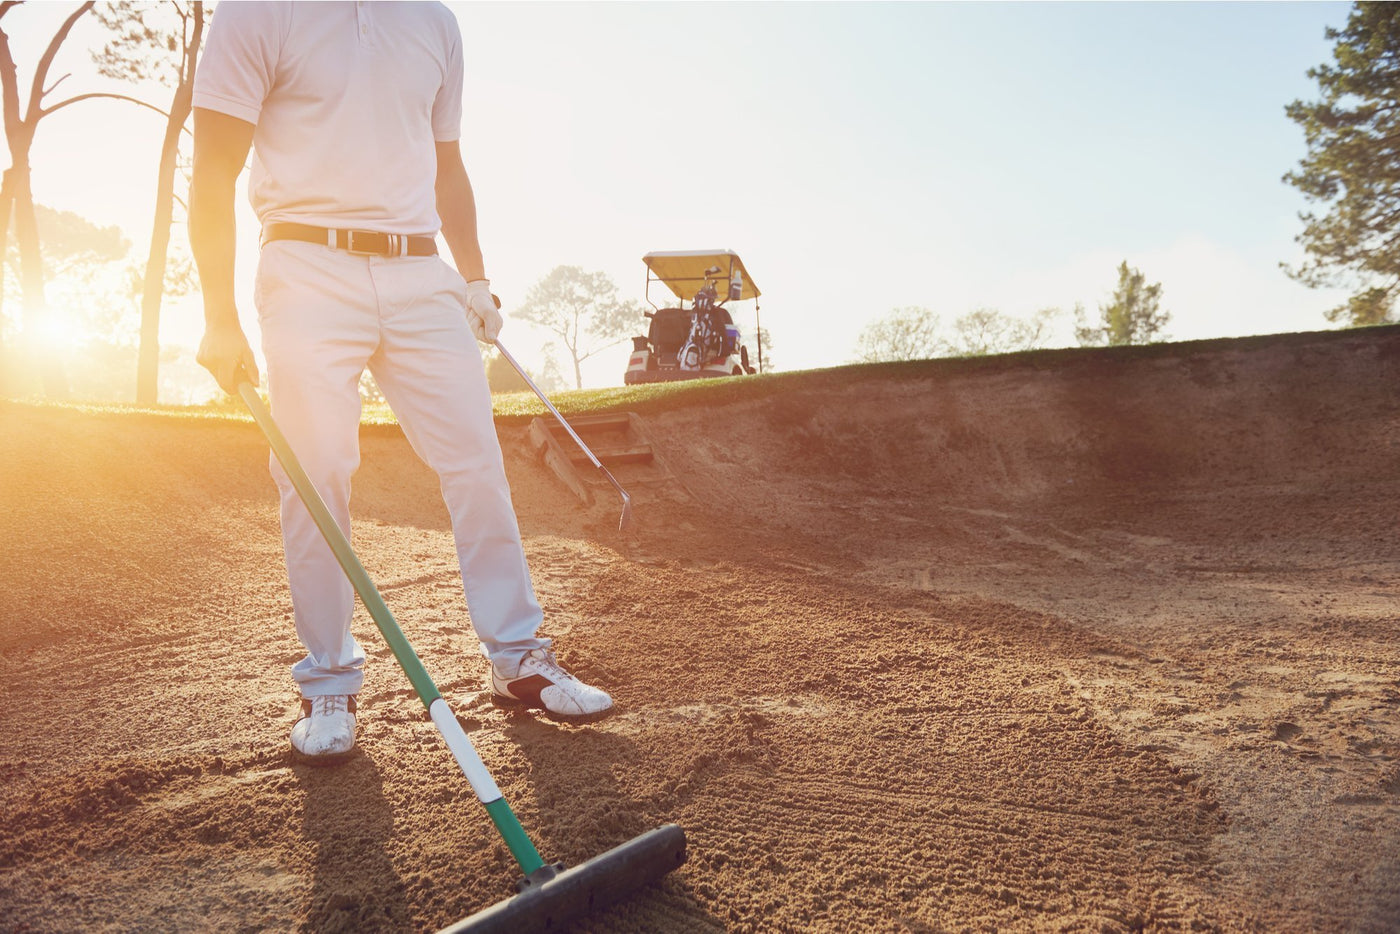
top-left (236, 380), bottom-right (546, 875)
top-left (492, 339), bottom-right (633, 521)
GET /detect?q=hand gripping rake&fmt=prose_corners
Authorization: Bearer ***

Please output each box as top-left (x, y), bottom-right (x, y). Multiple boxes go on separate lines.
top-left (236, 380), bottom-right (685, 932)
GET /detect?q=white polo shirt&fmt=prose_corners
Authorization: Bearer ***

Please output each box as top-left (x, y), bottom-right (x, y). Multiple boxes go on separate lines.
top-left (193, 0), bottom-right (463, 235)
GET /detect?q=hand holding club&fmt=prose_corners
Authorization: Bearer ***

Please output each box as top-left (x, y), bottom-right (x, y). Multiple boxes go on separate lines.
top-left (465, 279), bottom-right (503, 342)
top-left (197, 320), bottom-right (260, 395)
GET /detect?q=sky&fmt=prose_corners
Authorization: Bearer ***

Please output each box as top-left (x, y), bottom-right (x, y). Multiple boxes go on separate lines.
top-left (7, 0), bottom-right (1355, 396)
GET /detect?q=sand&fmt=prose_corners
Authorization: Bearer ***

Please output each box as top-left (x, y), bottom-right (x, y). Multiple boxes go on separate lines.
top-left (2, 325), bottom-right (1398, 932)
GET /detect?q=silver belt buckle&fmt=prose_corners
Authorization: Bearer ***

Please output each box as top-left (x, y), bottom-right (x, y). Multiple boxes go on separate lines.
top-left (344, 229), bottom-right (382, 256)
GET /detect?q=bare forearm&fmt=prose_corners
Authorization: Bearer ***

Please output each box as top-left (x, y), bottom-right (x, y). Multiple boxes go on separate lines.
top-left (189, 174), bottom-right (241, 327)
top-left (189, 108), bottom-right (254, 330)
top-left (188, 108), bottom-right (258, 391)
top-left (437, 164), bottom-right (487, 282)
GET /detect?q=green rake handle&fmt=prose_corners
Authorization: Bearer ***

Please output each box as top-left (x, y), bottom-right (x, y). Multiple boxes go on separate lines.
top-left (237, 380), bottom-right (546, 875)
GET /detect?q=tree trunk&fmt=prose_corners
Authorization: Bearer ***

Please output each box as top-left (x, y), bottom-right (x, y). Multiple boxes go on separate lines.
top-left (135, 1), bottom-right (202, 405)
top-left (10, 160), bottom-right (64, 397)
top-left (0, 167), bottom-right (12, 389)
top-left (0, 2), bottom-right (96, 399)
top-left (0, 19), bottom-right (19, 393)
top-left (11, 161), bottom-right (38, 329)
top-left (136, 100), bottom-right (186, 404)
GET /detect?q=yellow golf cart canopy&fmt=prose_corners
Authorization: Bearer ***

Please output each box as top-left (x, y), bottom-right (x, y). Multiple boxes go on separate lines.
top-left (642, 250), bottom-right (761, 304)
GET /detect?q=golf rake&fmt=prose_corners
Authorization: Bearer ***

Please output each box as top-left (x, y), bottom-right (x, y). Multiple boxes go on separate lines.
top-left (235, 379), bottom-right (683, 932)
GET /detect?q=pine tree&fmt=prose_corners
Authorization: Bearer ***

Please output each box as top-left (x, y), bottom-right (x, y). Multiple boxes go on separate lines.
top-left (1284, 2), bottom-right (1400, 325)
top-left (1076, 262), bottom-right (1169, 347)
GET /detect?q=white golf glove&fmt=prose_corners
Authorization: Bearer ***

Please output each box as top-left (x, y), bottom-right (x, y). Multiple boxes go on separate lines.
top-left (464, 279), bottom-right (503, 342)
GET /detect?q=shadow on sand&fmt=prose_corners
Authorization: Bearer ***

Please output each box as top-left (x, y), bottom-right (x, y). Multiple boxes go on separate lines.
top-left (496, 713), bottom-right (724, 932)
top-left (292, 752), bottom-right (410, 933)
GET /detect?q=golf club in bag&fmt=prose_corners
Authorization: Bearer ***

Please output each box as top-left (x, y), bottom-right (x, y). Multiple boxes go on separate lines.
top-left (236, 378), bottom-right (684, 932)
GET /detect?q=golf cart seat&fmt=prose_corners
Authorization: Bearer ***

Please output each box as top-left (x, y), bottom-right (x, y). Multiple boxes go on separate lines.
top-left (649, 307), bottom-right (692, 363)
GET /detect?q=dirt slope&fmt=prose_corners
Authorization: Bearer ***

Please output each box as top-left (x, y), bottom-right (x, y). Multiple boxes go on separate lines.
top-left (2, 326), bottom-right (1399, 932)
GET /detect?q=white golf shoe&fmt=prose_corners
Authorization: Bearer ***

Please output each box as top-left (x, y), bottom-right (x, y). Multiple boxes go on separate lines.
top-left (290, 694), bottom-right (357, 758)
top-left (490, 649), bottom-right (614, 722)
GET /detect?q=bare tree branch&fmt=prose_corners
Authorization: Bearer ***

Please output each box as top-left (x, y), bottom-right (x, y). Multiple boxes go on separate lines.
top-left (41, 90), bottom-right (170, 120)
top-left (26, 2), bottom-right (94, 124)
top-left (41, 71), bottom-right (70, 99)
top-left (576, 335), bottom-right (630, 363)
top-left (0, 21), bottom-right (23, 150)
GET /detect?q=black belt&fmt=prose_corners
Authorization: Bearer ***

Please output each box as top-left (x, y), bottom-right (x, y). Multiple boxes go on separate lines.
top-left (262, 222), bottom-right (438, 257)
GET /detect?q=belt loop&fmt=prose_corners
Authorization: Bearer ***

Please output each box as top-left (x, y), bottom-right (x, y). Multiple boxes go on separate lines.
top-left (328, 228), bottom-right (337, 249)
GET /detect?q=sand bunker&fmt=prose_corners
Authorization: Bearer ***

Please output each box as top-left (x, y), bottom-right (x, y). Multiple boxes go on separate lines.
top-left (3, 326), bottom-right (1399, 931)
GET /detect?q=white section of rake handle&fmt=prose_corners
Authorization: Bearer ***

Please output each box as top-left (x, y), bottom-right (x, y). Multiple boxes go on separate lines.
top-left (428, 698), bottom-right (502, 804)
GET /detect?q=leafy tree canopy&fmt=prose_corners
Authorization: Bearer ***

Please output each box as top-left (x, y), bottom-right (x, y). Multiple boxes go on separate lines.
top-left (947, 307), bottom-right (1059, 357)
top-left (93, 1), bottom-right (202, 86)
top-left (854, 306), bottom-right (943, 363)
top-left (4, 204), bottom-right (128, 273)
top-left (483, 347), bottom-right (531, 394)
top-left (1076, 261), bottom-right (1169, 347)
top-left (856, 306), bottom-right (1060, 363)
top-left (1285, 1), bottom-right (1400, 325)
top-left (513, 265), bottom-right (639, 390)
top-left (3, 205), bottom-right (130, 337)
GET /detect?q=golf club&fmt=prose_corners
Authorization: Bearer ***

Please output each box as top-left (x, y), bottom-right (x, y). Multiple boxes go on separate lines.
top-left (492, 336), bottom-right (633, 532)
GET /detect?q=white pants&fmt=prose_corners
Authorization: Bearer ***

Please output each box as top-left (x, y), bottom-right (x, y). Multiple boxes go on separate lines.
top-left (255, 240), bottom-right (547, 697)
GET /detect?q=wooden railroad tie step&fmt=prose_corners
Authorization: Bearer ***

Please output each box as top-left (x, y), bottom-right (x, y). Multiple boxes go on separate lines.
top-left (565, 443), bottom-right (653, 466)
top-left (528, 411), bottom-right (659, 503)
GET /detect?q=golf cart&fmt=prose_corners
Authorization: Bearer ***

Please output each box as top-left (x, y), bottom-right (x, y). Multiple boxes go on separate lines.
top-left (624, 250), bottom-right (763, 384)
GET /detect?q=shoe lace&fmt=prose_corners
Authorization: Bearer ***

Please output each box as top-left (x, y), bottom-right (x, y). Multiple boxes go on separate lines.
top-left (526, 649), bottom-right (577, 684)
top-left (313, 695), bottom-right (348, 716)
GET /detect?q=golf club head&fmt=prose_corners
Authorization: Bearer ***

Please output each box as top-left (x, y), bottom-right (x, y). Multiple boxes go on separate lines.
top-left (618, 492), bottom-right (633, 532)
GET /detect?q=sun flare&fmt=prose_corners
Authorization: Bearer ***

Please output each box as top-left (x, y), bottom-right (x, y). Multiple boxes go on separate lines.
top-left (30, 308), bottom-right (83, 352)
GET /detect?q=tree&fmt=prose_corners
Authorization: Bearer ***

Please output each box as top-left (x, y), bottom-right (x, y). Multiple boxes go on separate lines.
top-left (1076, 261), bottom-right (1169, 347)
top-left (947, 306), bottom-right (1059, 356)
top-left (94, 0), bottom-right (206, 404)
top-left (534, 346), bottom-right (567, 393)
top-left (513, 265), bottom-right (638, 390)
top-left (0, 1), bottom-right (168, 396)
top-left (4, 203), bottom-right (128, 278)
top-left (752, 325), bottom-right (774, 372)
top-left (1, 203), bottom-right (128, 394)
top-left (483, 347), bottom-right (530, 394)
top-left (854, 306), bottom-right (945, 363)
top-left (1284, 2), bottom-right (1400, 326)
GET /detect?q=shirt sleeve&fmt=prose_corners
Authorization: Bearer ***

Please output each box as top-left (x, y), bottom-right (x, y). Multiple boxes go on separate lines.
top-left (192, 1), bottom-right (283, 125)
top-left (431, 12), bottom-right (464, 142)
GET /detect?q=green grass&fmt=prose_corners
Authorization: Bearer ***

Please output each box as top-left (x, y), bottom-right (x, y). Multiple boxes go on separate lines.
top-left (4, 322), bottom-right (1391, 429)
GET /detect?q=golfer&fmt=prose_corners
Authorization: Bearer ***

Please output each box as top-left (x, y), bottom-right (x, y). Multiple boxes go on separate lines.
top-left (189, 1), bottom-right (612, 758)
